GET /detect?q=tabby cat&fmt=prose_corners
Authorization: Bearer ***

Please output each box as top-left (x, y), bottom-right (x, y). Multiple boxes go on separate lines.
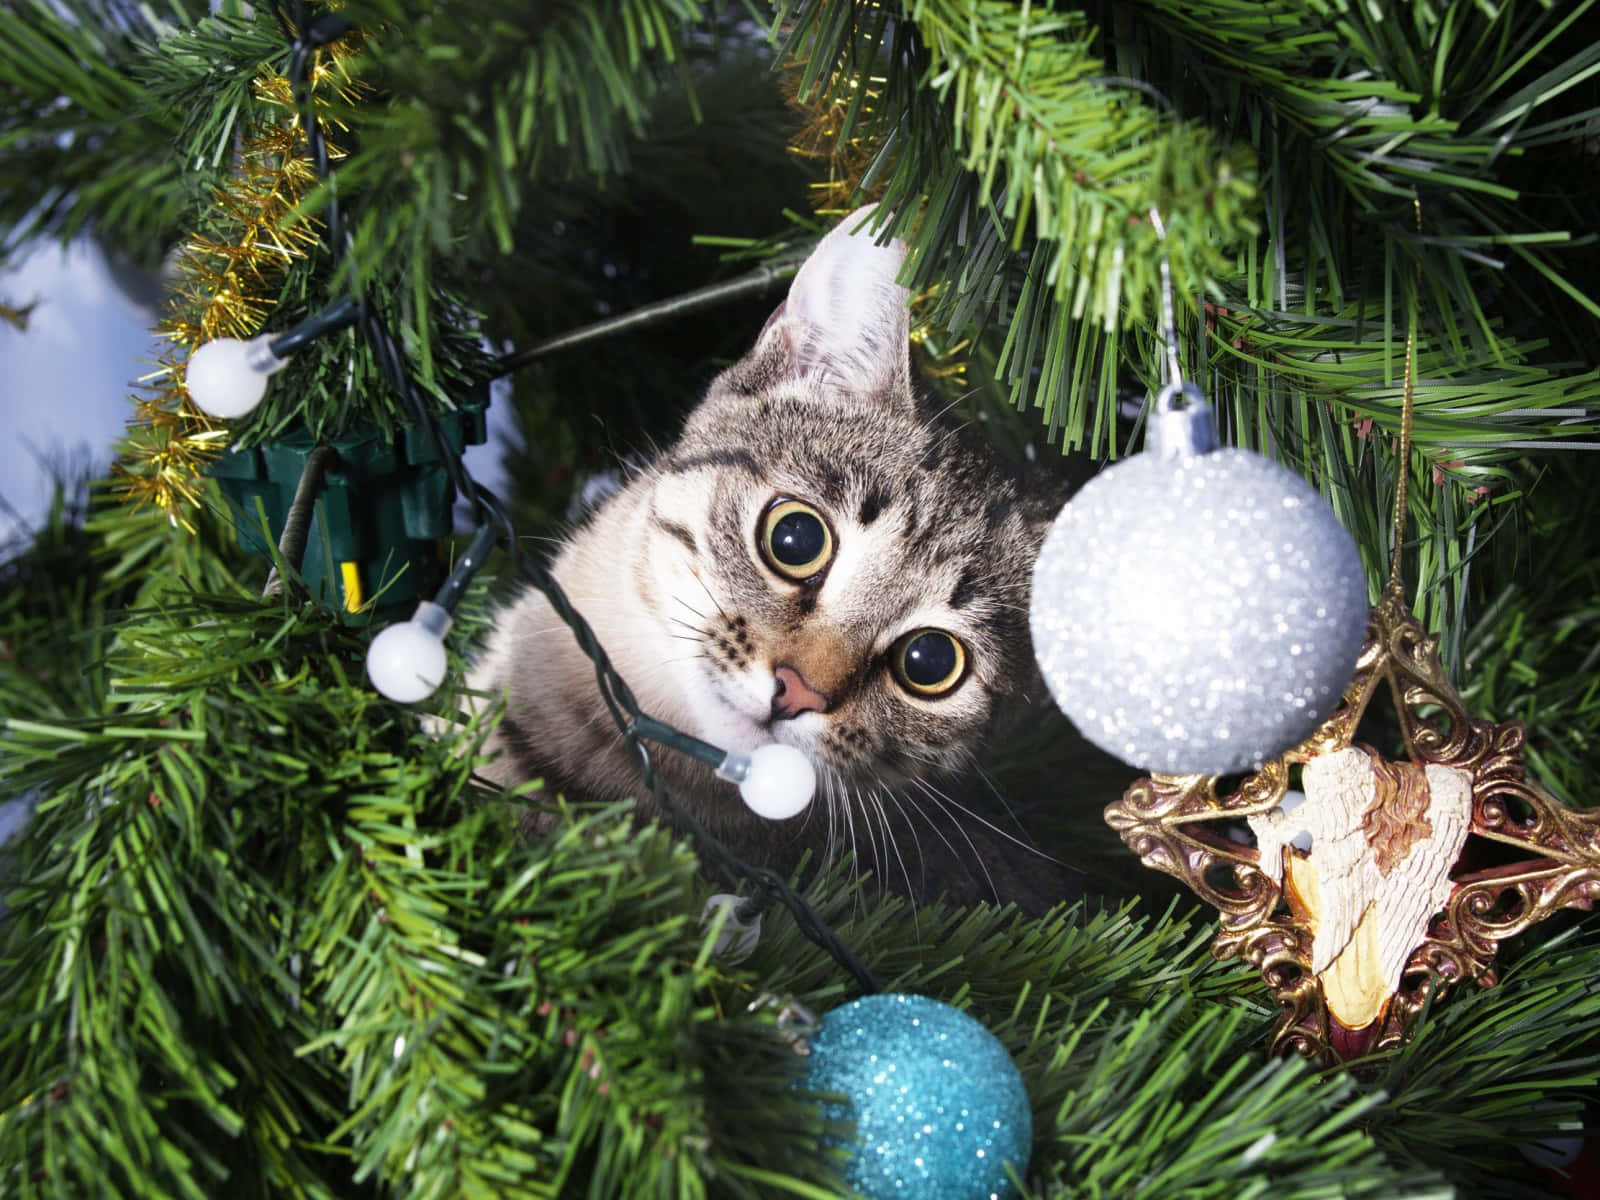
top-left (466, 209), bottom-right (1072, 907)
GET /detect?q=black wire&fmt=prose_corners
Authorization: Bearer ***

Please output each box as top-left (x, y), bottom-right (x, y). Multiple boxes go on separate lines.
top-left (269, 295), bottom-right (360, 358)
top-left (490, 263), bottom-right (798, 380)
top-left (277, 9), bottom-right (878, 995)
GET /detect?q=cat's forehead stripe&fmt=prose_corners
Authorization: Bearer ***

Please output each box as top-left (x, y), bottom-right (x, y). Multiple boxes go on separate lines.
top-left (950, 569), bottom-right (979, 609)
top-left (858, 486), bottom-right (890, 526)
top-left (666, 447), bottom-right (761, 476)
top-left (651, 513), bottom-right (698, 553)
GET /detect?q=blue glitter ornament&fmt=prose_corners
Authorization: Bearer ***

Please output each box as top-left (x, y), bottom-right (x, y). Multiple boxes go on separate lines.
top-left (798, 993), bottom-right (1032, 1200)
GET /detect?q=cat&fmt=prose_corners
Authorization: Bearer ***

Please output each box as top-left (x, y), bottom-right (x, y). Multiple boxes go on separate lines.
top-left (464, 208), bottom-right (1076, 909)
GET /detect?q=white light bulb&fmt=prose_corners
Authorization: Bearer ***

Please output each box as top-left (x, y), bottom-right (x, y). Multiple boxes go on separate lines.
top-left (700, 893), bottom-right (762, 964)
top-left (366, 601), bottom-right (452, 703)
top-left (184, 332), bottom-right (285, 419)
top-left (717, 743), bottom-right (815, 820)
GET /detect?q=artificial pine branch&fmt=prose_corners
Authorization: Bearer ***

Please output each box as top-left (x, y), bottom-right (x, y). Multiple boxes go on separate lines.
top-left (1362, 922), bottom-right (1600, 1195)
top-left (316, 0), bottom-right (714, 319)
top-left (9, 529), bottom-right (1588, 1195)
top-left (0, 1), bottom-right (197, 260)
top-left (1123, 0), bottom-right (1600, 339)
top-left (775, 0), bottom-right (1259, 450)
top-left (4, 3), bottom-right (1600, 1196)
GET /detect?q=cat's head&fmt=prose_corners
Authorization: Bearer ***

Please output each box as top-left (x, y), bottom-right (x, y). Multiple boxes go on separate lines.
top-left (640, 209), bottom-right (1054, 805)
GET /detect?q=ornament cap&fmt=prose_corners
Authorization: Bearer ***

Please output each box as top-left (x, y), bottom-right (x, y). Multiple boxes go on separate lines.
top-left (1147, 381), bottom-right (1219, 459)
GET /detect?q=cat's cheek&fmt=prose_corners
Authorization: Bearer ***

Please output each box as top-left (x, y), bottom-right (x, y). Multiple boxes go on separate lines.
top-left (765, 711), bottom-right (831, 757)
top-left (705, 660), bottom-right (774, 724)
top-left (674, 659), bottom-right (770, 755)
top-left (817, 721), bottom-right (879, 775)
top-left (888, 695), bottom-right (990, 769)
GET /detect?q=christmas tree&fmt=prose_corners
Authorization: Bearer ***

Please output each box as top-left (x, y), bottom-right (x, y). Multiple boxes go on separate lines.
top-left (4, 1), bottom-right (1600, 1196)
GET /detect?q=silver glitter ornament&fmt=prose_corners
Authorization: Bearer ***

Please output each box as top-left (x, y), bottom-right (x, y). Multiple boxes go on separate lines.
top-left (1029, 382), bottom-right (1368, 775)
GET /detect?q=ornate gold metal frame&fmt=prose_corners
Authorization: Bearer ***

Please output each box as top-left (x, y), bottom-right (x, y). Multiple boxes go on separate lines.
top-left (1106, 588), bottom-right (1600, 1060)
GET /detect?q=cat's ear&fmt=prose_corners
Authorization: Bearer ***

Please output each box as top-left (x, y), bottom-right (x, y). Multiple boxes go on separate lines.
top-left (762, 206), bottom-right (912, 399)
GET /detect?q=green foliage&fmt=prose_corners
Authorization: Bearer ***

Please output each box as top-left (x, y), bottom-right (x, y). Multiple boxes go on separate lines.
top-left (1086, 0), bottom-right (1600, 634)
top-left (1363, 923), bottom-right (1600, 1193)
top-left (763, 0), bottom-right (1600, 657)
top-left (4, 501), bottom-right (1594, 1195)
top-left (315, 0), bottom-right (724, 371)
top-left (4, 0), bottom-right (1600, 1196)
top-left (776, 0), bottom-right (1259, 438)
top-left (1, 594), bottom-right (368, 1196)
top-left (1458, 459), bottom-right (1600, 803)
top-left (1126, 0), bottom-right (1600, 344)
top-left (0, 578), bottom-right (802, 1197)
top-left (0, 1), bottom-right (206, 263)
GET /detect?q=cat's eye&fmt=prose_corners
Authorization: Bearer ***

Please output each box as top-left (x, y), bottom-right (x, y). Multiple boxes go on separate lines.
top-left (760, 499), bottom-right (834, 582)
top-left (891, 629), bottom-right (968, 698)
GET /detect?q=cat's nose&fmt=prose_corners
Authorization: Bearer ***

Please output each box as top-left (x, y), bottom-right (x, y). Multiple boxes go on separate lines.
top-left (771, 665), bottom-right (829, 719)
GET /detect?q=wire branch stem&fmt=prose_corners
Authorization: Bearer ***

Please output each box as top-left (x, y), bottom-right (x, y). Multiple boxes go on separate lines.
top-left (1147, 209), bottom-right (1184, 388)
top-left (263, 442), bottom-right (335, 599)
top-left (492, 263), bottom-right (798, 377)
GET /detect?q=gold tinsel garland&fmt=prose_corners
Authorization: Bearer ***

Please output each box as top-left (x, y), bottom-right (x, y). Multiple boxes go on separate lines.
top-left (116, 38), bottom-right (362, 530)
top-left (785, 57), bottom-right (969, 385)
top-left (784, 65), bottom-right (884, 216)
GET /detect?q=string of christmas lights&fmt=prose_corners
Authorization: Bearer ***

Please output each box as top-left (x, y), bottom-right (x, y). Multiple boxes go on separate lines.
top-left (213, 1), bottom-right (883, 994)
top-left (116, 22), bottom-right (363, 530)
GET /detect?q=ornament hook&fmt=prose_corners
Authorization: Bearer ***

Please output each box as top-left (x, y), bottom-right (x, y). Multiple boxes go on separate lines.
top-left (1145, 210), bottom-right (1218, 459)
top-left (1148, 208), bottom-right (1185, 389)
top-left (1386, 193), bottom-right (1424, 602)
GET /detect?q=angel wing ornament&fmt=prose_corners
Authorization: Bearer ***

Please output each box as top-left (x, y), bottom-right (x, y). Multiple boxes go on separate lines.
top-left (1106, 589), bottom-right (1600, 1061)
top-left (1249, 747), bottom-right (1472, 1031)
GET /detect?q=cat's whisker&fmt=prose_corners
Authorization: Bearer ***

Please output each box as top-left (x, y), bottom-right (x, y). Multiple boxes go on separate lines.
top-left (852, 780), bottom-right (885, 902)
top-left (859, 782), bottom-right (893, 906)
top-left (838, 774), bottom-right (864, 917)
top-left (917, 392), bottom-right (970, 433)
top-left (953, 747), bottom-right (1030, 836)
top-left (915, 391), bottom-right (984, 458)
top-left (897, 777), bottom-right (992, 902)
top-left (502, 623), bottom-right (588, 644)
top-left (909, 777), bottom-right (1000, 902)
top-left (954, 750), bottom-right (1072, 870)
top-left (827, 768), bottom-right (846, 878)
top-left (880, 786), bottom-right (929, 913)
top-left (668, 594), bottom-right (711, 624)
top-left (826, 769), bottom-right (860, 913)
top-left (657, 652), bottom-right (714, 669)
top-left (872, 789), bottom-right (898, 906)
top-left (923, 417), bottom-right (975, 461)
top-left (687, 566), bottom-right (735, 627)
top-left (806, 765), bottom-right (827, 851)
top-left (814, 766), bottom-right (839, 870)
top-left (866, 785), bottom-right (916, 916)
top-left (896, 743), bottom-right (967, 781)
top-left (915, 774), bottom-right (1061, 865)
